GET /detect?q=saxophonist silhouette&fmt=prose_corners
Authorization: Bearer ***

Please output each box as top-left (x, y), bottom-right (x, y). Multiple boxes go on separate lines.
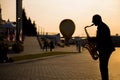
top-left (92, 14), bottom-right (115, 80)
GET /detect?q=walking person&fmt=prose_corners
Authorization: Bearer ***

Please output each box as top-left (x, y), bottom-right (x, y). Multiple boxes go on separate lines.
top-left (49, 40), bottom-right (54, 51)
top-left (76, 40), bottom-right (81, 53)
top-left (43, 39), bottom-right (48, 52)
top-left (92, 14), bottom-right (115, 80)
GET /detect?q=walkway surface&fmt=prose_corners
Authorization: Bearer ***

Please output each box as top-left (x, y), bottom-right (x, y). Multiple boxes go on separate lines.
top-left (0, 37), bottom-right (120, 80)
top-left (0, 47), bottom-right (120, 80)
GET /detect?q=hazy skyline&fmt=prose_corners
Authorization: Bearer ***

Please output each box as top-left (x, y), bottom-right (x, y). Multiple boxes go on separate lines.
top-left (0, 0), bottom-right (120, 36)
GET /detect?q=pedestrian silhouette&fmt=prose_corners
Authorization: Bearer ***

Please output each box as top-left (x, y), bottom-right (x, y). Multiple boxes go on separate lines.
top-left (49, 40), bottom-right (54, 51)
top-left (92, 14), bottom-right (115, 80)
top-left (43, 39), bottom-right (48, 52)
top-left (76, 40), bottom-right (81, 53)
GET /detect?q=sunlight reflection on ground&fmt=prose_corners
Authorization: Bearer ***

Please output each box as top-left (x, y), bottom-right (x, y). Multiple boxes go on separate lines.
top-left (109, 48), bottom-right (120, 80)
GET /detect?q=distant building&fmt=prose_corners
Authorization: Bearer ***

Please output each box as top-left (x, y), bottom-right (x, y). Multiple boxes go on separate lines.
top-left (40, 33), bottom-right (61, 45)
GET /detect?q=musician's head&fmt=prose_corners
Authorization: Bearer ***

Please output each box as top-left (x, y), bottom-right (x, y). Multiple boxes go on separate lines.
top-left (92, 14), bottom-right (102, 26)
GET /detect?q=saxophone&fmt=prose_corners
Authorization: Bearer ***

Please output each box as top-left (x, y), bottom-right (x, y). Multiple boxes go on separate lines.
top-left (84, 24), bottom-right (99, 60)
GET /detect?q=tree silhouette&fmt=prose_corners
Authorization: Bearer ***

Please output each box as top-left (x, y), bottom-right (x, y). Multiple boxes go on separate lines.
top-left (22, 9), bottom-right (37, 36)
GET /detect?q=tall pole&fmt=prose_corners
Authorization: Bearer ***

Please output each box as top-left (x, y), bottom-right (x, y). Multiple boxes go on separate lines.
top-left (16, 0), bottom-right (22, 42)
top-left (0, 4), bottom-right (3, 24)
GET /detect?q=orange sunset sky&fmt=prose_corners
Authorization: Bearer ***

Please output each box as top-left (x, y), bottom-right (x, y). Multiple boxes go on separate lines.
top-left (0, 0), bottom-right (120, 36)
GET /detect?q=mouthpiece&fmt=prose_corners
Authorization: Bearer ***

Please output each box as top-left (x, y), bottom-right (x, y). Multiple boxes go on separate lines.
top-left (85, 24), bottom-right (94, 28)
top-left (90, 24), bottom-right (94, 26)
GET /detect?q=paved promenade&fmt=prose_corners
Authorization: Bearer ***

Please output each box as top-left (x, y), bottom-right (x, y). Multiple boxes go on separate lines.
top-left (0, 45), bottom-right (120, 80)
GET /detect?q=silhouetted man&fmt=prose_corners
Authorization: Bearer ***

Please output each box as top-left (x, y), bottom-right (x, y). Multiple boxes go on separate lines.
top-left (92, 14), bottom-right (115, 80)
